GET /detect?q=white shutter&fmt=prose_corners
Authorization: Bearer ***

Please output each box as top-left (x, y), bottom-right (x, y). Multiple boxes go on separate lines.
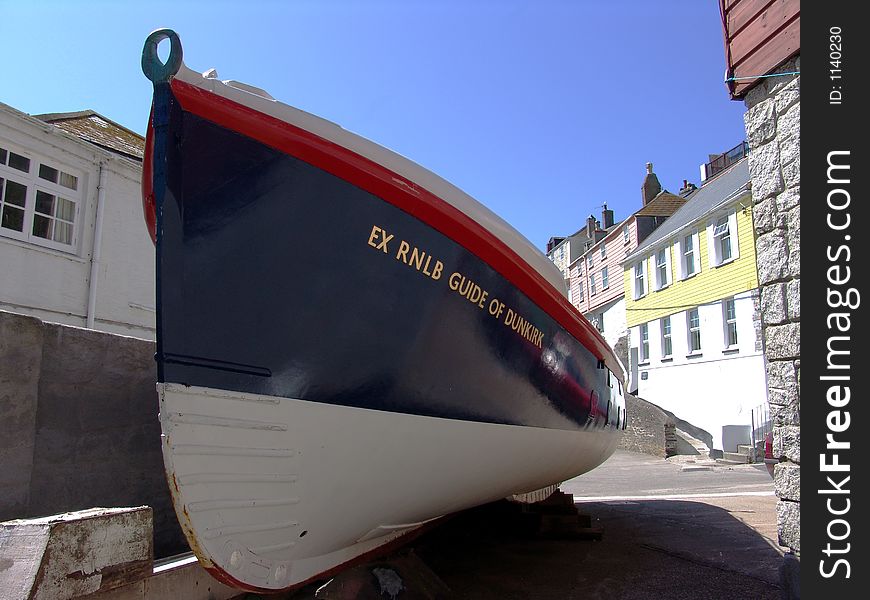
top-left (728, 212), bottom-right (740, 259)
top-left (706, 221), bottom-right (717, 266)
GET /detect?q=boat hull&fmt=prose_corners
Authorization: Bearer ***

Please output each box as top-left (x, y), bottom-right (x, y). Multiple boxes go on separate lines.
top-left (142, 29), bottom-right (626, 592)
top-left (154, 102), bottom-right (620, 432)
top-left (160, 382), bottom-right (619, 590)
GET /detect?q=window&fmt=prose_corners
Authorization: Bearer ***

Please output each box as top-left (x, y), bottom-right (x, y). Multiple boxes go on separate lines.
top-left (687, 309), bottom-right (701, 353)
top-left (587, 256), bottom-right (593, 270)
top-left (639, 323), bottom-right (649, 361)
top-left (654, 248), bottom-right (669, 290)
top-left (661, 316), bottom-right (672, 357)
top-left (590, 273), bottom-right (596, 295)
top-left (1, 142), bottom-right (81, 251)
top-left (710, 213), bottom-right (739, 266)
top-left (723, 298), bottom-right (738, 347)
top-left (601, 266), bottom-right (609, 289)
top-left (577, 280), bottom-right (584, 303)
top-left (713, 216), bottom-right (731, 261)
top-left (681, 232), bottom-right (698, 278)
top-left (633, 261), bottom-right (646, 299)
top-left (623, 226), bottom-right (630, 245)
top-left (600, 244), bottom-right (606, 259)
top-left (595, 313), bottom-right (604, 332)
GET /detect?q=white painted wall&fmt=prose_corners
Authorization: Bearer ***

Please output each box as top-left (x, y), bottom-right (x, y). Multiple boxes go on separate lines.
top-left (0, 104), bottom-right (155, 339)
top-left (599, 297), bottom-right (627, 350)
top-left (630, 290), bottom-right (765, 451)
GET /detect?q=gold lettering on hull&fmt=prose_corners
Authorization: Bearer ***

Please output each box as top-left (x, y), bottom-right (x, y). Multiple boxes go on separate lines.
top-left (394, 239), bottom-right (443, 281)
top-left (367, 224), bottom-right (544, 348)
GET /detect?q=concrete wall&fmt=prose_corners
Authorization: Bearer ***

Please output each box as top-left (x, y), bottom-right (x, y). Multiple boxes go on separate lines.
top-left (0, 103), bottom-right (155, 340)
top-left (617, 393), bottom-right (676, 458)
top-left (0, 311), bottom-right (186, 558)
top-left (743, 56), bottom-right (800, 566)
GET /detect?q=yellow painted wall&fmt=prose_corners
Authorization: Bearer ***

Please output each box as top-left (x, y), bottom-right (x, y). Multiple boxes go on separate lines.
top-left (624, 203), bottom-right (758, 327)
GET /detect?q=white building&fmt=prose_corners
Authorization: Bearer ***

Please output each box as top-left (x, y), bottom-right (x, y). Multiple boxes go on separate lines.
top-left (622, 159), bottom-right (767, 453)
top-left (1, 103), bottom-right (155, 339)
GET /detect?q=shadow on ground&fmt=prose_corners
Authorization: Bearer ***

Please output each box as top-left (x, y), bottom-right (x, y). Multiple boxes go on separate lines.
top-left (269, 494), bottom-right (781, 599)
top-left (409, 497), bottom-right (782, 599)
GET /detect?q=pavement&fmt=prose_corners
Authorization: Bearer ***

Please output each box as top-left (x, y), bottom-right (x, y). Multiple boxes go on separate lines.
top-left (263, 451), bottom-right (785, 600)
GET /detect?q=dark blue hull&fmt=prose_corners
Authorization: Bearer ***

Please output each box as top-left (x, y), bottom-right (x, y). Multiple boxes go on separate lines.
top-left (152, 98), bottom-right (623, 432)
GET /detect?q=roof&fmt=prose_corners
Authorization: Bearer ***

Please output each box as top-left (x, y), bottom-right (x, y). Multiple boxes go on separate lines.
top-left (625, 158), bottom-right (751, 262)
top-left (34, 110), bottom-right (144, 161)
top-left (634, 191), bottom-right (687, 217)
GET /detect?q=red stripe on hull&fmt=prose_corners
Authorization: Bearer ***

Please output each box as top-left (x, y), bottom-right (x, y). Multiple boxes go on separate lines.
top-left (166, 79), bottom-right (622, 381)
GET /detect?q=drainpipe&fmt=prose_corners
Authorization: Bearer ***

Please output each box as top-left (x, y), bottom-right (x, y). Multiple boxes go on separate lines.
top-left (86, 160), bottom-right (108, 329)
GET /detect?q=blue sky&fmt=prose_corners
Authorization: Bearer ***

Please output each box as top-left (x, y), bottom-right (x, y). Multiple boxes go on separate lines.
top-left (0, 0), bottom-right (746, 250)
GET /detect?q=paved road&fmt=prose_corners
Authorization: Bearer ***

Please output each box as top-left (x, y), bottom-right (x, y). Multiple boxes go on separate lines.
top-left (561, 449), bottom-right (775, 499)
top-left (285, 450), bottom-right (784, 600)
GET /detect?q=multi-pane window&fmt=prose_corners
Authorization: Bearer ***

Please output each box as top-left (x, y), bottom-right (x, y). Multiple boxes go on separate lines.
top-left (623, 227), bottom-right (630, 244)
top-left (601, 266), bottom-right (609, 289)
top-left (723, 298), bottom-right (738, 347)
top-left (634, 261), bottom-right (646, 299)
top-left (687, 308), bottom-right (701, 352)
top-left (1, 143), bottom-right (80, 251)
top-left (661, 316), bottom-right (672, 357)
top-left (577, 280), bottom-right (584, 302)
top-left (713, 216), bottom-right (732, 264)
top-left (639, 323), bottom-right (649, 361)
top-left (590, 273), bottom-right (596, 295)
top-left (600, 244), bottom-right (606, 259)
top-left (683, 233), bottom-right (696, 277)
top-left (655, 248), bottom-right (669, 289)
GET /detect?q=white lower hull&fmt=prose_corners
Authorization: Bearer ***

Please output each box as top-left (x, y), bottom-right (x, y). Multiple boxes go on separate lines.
top-left (159, 383), bottom-right (619, 590)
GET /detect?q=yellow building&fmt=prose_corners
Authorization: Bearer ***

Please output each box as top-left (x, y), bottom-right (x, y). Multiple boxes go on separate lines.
top-left (621, 158), bottom-right (766, 455)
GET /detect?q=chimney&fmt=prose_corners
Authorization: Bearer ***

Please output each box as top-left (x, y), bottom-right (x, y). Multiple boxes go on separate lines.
top-left (641, 162), bottom-right (662, 206)
top-left (601, 203), bottom-right (614, 229)
top-left (679, 179), bottom-right (697, 197)
top-left (586, 214), bottom-right (597, 238)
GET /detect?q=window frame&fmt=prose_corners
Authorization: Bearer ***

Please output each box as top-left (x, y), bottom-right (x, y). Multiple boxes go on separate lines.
top-left (661, 316), bottom-right (672, 358)
top-left (0, 141), bottom-right (83, 253)
top-left (723, 298), bottom-right (738, 348)
top-left (601, 266), bottom-right (609, 290)
top-left (687, 308), bottom-right (702, 354)
top-left (654, 247), bottom-right (670, 290)
top-left (709, 212), bottom-right (740, 267)
top-left (633, 260), bottom-right (647, 299)
top-left (639, 323), bottom-right (649, 362)
top-left (679, 231), bottom-right (699, 279)
top-left (714, 216), bottom-right (731, 262)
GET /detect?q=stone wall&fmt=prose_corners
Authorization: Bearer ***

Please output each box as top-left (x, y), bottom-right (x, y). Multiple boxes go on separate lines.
top-left (0, 310), bottom-right (187, 558)
top-left (743, 56), bottom-right (800, 573)
top-left (617, 393), bottom-right (676, 458)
